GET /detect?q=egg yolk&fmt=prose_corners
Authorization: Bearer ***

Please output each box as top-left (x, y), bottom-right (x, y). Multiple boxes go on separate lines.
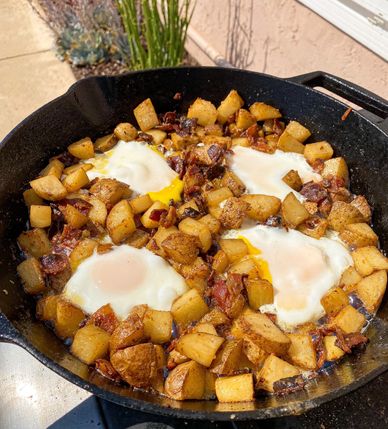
top-left (148, 176), bottom-right (184, 205)
top-left (238, 235), bottom-right (272, 283)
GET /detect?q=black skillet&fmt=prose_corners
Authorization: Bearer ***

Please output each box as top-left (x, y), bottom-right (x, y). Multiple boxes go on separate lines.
top-left (0, 67), bottom-right (388, 421)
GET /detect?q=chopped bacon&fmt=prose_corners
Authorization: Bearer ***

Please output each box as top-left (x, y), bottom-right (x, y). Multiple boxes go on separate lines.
top-left (311, 158), bottom-right (325, 174)
top-left (160, 206), bottom-right (177, 228)
top-left (95, 359), bottom-right (121, 383)
top-left (51, 225), bottom-right (82, 256)
top-left (149, 209), bottom-right (168, 222)
top-left (251, 137), bottom-right (275, 154)
top-left (272, 118), bottom-right (285, 135)
top-left (167, 155), bottom-right (185, 178)
top-left (55, 151), bottom-right (76, 167)
top-left (59, 198), bottom-right (92, 216)
top-left (211, 273), bottom-right (245, 316)
top-left (179, 117), bottom-right (197, 136)
top-left (318, 198), bottom-right (332, 217)
top-left (137, 132), bottom-right (153, 143)
top-left (173, 92), bottom-right (182, 101)
top-left (335, 331), bottom-right (368, 354)
top-left (207, 144), bottom-right (223, 163)
top-left (300, 182), bottom-right (328, 203)
top-left (206, 164), bottom-right (225, 180)
top-left (40, 253), bottom-right (69, 275)
top-left (273, 375), bottom-right (306, 395)
top-left (244, 123), bottom-right (259, 145)
top-left (88, 304), bottom-right (119, 334)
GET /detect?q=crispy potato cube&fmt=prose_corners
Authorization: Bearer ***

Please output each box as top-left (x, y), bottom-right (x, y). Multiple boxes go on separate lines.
top-left (198, 214), bottom-right (221, 235)
top-left (324, 335), bottom-right (345, 361)
top-left (282, 169), bottom-right (302, 191)
top-left (134, 98), bottom-right (159, 131)
top-left (30, 175), bottom-right (67, 201)
top-left (36, 295), bottom-right (59, 321)
top-left (114, 122), bottom-right (138, 141)
top-left (242, 337), bottom-right (268, 366)
top-left (82, 195), bottom-right (107, 225)
top-left (178, 257), bottom-right (210, 293)
top-left (287, 334), bottom-right (316, 370)
top-left (107, 200), bottom-right (136, 244)
top-left (129, 194), bottom-right (153, 214)
top-left (219, 197), bottom-right (250, 229)
top-left (17, 257), bottom-right (45, 295)
top-left (350, 196), bottom-right (371, 223)
top-left (177, 199), bottom-right (200, 219)
top-left (69, 238), bottom-right (97, 271)
top-left (205, 187), bottom-right (233, 207)
top-left (339, 223), bottom-right (378, 248)
top-left (87, 303), bottom-right (119, 334)
top-left (55, 299), bottom-right (85, 338)
top-left (246, 278), bottom-right (274, 309)
top-left (208, 205), bottom-right (222, 220)
top-left (215, 373), bottom-right (254, 403)
top-left (355, 270), bottom-right (387, 312)
top-left (90, 178), bottom-right (131, 206)
top-left (30, 205), bottom-right (51, 228)
top-left (217, 90), bottom-right (244, 124)
top-left (23, 188), bottom-right (43, 206)
top-left (340, 266), bottom-right (362, 293)
top-left (352, 246), bottom-right (388, 276)
top-left (176, 332), bottom-right (224, 367)
top-left (235, 108), bottom-right (256, 130)
top-left (232, 137), bottom-right (250, 147)
top-left (210, 339), bottom-right (242, 375)
top-left (331, 305), bottom-right (366, 334)
top-left (281, 192), bottom-right (310, 228)
top-left (284, 121), bottom-right (311, 142)
top-left (229, 257), bottom-right (258, 277)
top-left (161, 231), bottom-right (199, 264)
top-left (143, 309), bottom-right (173, 344)
top-left (141, 201), bottom-right (169, 228)
top-left (125, 229), bottom-right (150, 249)
top-left (178, 217), bottom-right (212, 252)
top-left (71, 325), bottom-right (110, 364)
top-left (298, 216), bottom-right (328, 239)
top-left (94, 133), bottom-right (118, 152)
top-left (63, 163), bottom-right (93, 175)
top-left (168, 349), bottom-right (189, 368)
top-left (321, 287), bottom-right (349, 316)
top-left (219, 238), bottom-right (248, 263)
top-left (200, 308), bottom-right (229, 326)
top-left (277, 132), bottom-right (305, 154)
top-left (145, 129), bottom-right (167, 145)
top-left (212, 250), bottom-right (229, 274)
top-left (249, 102), bottom-right (281, 121)
top-left (241, 194), bottom-right (281, 222)
top-left (204, 370), bottom-right (216, 399)
top-left (152, 226), bottom-right (178, 249)
top-left (18, 228), bottom-right (51, 257)
top-left (171, 288), bottom-right (209, 327)
top-left (63, 204), bottom-right (88, 228)
top-left (187, 98), bottom-right (217, 126)
top-left (322, 157), bottom-right (349, 184)
top-left (68, 137), bottom-right (95, 159)
top-left (257, 354), bottom-right (300, 392)
top-left (165, 360), bottom-right (205, 400)
top-left (327, 201), bottom-right (364, 232)
top-left (304, 141), bottom-right (333, 163)
top-left (62, 168), bottom-right (90, 192)
top-left (221, 171), bottom-right (245, 197)
top-left (193, 323), bottom-right (218, 336)
top-left (40, 159), bottom-right (64, 178)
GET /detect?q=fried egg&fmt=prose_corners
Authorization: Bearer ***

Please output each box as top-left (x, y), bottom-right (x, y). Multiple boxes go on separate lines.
top-left (86, 140), bottom-right (183, 204)
top-left (229, 147), bottom-right (321, 200)
top-left (63, 245), bottom-right (187, 319)
top-left (225, 225), bottom-right (352, 329)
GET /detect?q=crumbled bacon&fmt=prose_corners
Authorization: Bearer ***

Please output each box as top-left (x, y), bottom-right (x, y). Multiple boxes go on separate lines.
top-left (181, 207), bottom-right (201, 219)
top-left (311, 158), bottom-right (325, 174)
top-left (173, 92), bottom-right (182, 101)
top-left (40, 253), bottom-right (69, 275)
top-left (272, 118), bottom-right (285, 135)
top-left (335, 331), bottom-right (368, 354)
top-left (167, 155), bottom-right (185, 178)
top-left (160, 206), bottom-right (177, 228)
top-left (178, 117), bottom-right (197, 136)
top-left (59, 198), bottom-right (92, 216)
top-left (211, 273), bottom-right (245, 316)
top-left (273, 375), bottom-right (306, 395)
top-left (251, 137), bottom-right (275, 154)
top-left (51, 225), bottom-right (82, 256)
top-left (149, 209), bottom-right (168, 222)
top-left (207, 144), bottom-right (223, 163)
top-left (137, 132), bottom-right (153, 143)
top-left (206, 164), bottom-right (225, 180)
top-left (318, 198), bottom-right (332, 217)
top-left (95, 359), bottom-right (121, 383)
top-left (55, 151), bottom-right (76, 167)
top-left (300, 182), bottom-right (328, 203)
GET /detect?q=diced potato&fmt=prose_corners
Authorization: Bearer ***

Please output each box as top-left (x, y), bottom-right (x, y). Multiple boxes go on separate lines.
top-left (36, 295), bottom-right (59, 321)
top-left (161, 231), bottom-right (199, 264)
top-left (114, 122), bottom-right (138, 141)
top-left (210, 339), bottom-right (242, 375)
top-left (235, 108), bottom-right (256, 130)
top-left (125, 229), bottom-right (150, 249)
top-left (232, 137), bottom-right (250, 147)
top-left (350, 196), bottom-right (371, 223)
top-left (71, 325), bottom-right (110, 364)
top-left (107, 200), bottom-right (136, 244)
top-left (282, 169), bottom-right (302, 191)
top-left (187, 98), bottom-right (217, 126)
top-left (200, 308), bottom-right (229, 326)
top-left (321, 287), bottom-right (349, 316)
top-left (203, 370), bottom-right (216, 399)
top-left (215, 373), bottom-right (254, 403)
top-left (177, 200), bottom-right (200, 219)
top-left (170, 132), bottom-right (198, 149)
top-left (339, 266), bottom-right (362, 293)
top-left (298, 217), bottom-right (328, 239)
top-left (219, 238), bottom-right (248, 263)
top-left (81, 195), bottom-right (107, 225)
top-left (55, 299), bottom-right (85, 338)
top-left (205, 187), bottom-right (233, 207)
top-left (339, 223), bottom-right (378, 248)
top-left (203, 134), bottom-right (232, 150)
top-left (304, 141), bottom-right (334, 163)
top-left (208, 205), bottom-right (222, 220)
top-left (152, 226), bottom-right (178, 249)
top-left (287, 334), bottom-right (316, 370)
top-left (63, 163), bottom-right (93, 175)
top-left (129, 194), bottom-right (153, 214)
top-left (193, 323), bottom-right (218, 336)
top-left (352, 246), bottom-right (388, 276)
top-left (141, 201), bottom-right (169, 228)
top-left (146, 129), bottom-right (167, 145)
top-left (245, 278), bottom-right (274, 309)
top-left (69, 238), bottom-right (97, 271)
top-left (178, 217), bottom-right (212, 252)
top-left (143, 309), bottom-right (173, 344)
top-left (94, 133), bottom-right (118, 152)
top-left (242, 337), bottom-right (268, 366)
top-left (30, 175), bottom-right (67, 201)
top-left (177, 257), bottom-right (210, 292)
top-left (165, 360), bottom-right (205, 400)
top-left (63, 204), bottom-right (88, 228)
top-left (324, 335), bottom-right (345, 361)
top-left (18, 228), bottom-right (51, 257)
top-left (217, 90), bottom-right (244, 124)
top-left (355, 270), bottom-right (387, 312)
top-left (62, 167), bottom-right (90, 192)
top-left (221, 171), bottom-right (245, 197)
top-left (212, 250), bottom-right (229, 274)
top-left (277, 132), bottom-right (305, 154)
top-left (17, 257), bottom-right (46, 295)
top-left (40, 159), bottom-right (64, 178)
top-left (168, 349), bottom-right (189, 368)
top-left (171, 288), bottom-right (209, 327)
top-left (327, 201), bottom-right (364, 232)
top-left (176, 332), bottom-right (224, 367)
top-left (241, 194), bottom-right (281, 222)
top-left (134, 98), bottom-right (159, 131)
top-left (229, 257), bottom-right (258, 278)
top-left (284, 121), bottom-right (311, 142)
top-left (322, 157), bottom-right (349, 184)
top-left (281, 192), bottom-right (310, 228)
top-left (331, 305), bottom-right (366, 334)
top-left (249, 102), bottom-right (281, 121)
top-left (23, 188), bottom-right (43, 206)
top-left (257, 354), bottom-right (300, 392)
top-left (68, 137), bottom-right (95, 159)
top-left (198, 214), bottom-right (221, 235)
top-left (87, 304), bottom-right (119, 334)
top-left (219, 197), bottom-right (249, 229)
top-left (30, 205), bottom-right (51, 228)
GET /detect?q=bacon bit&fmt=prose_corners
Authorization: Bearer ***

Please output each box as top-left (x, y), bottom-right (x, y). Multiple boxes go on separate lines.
top-left (51, 225), bottom-right (82, 256)
top-left (311, 158), bottom-right (325, 174)
top-left (273, 375), bottom-right (306, 395)
top-left (206, 164), bottom-right (225, 180)
top-left (300, 182), bottom-right (328, 203)
top-left (272, 118), bottom-right (285, 135)
top-left (88, 304), bottom-right (119, 334)
top-left (160, 206), bottom-right (177, 228)
top-left (149, 209), bottom-right (168, 222)
top-left (182, 207), bottom-right (201, 219)
top-left (95, 359), bottom-right (121, 383)
top-left (179, 117), bottom-right (197, 136)
top-left (207, 144), bottom-right (223, 163)
top-left (173, 92), bottom-right (182, 101)
top-left (211, 273), bottom-right (245, 316)
top-left (55, 151), bottom-right (76, 167)
top-left (341, 107), bottom-right (352, 121)
top-left (40, 253), bottom-right (69, 275)
top-left (251, 137), bottom-right (275, 154)
top-left (318, 198), bottom-right (332, 217)
top-left (48, 203), bottom-right (65, 238)
top-left (335, 331), bottom-right (368, 354)
top-left (60, 198), bottom-right (92, 216)
top-left (137, 132), bottom-right (153, 143)
top-left (244, 124), bottom-right (259, 144)
top-left (167, 155), bottom-right (185, 178)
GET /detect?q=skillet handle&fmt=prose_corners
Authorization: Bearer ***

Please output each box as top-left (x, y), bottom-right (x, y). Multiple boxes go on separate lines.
top-left (288, 71), bottom-right (388, 119)
top-left (0, 312), bottom-right (22, 345)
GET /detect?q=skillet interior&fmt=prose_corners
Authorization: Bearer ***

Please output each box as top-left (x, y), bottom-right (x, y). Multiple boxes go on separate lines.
top-left (0, 67), bottom-right (387, 421)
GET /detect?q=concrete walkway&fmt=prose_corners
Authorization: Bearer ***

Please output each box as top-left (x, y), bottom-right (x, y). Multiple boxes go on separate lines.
top-left (0, 0), bottom-right (75, 139)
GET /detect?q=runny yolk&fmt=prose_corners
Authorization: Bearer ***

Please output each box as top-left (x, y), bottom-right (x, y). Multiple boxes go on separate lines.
top-left (148, 176), bottom-right (184, 205)
top-left (238, 235), bottom-right (272, 283)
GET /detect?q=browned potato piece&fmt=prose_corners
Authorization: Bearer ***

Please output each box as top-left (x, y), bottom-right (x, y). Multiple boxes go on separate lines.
top-left (177, 257), bottom-right (210, 292)
top-left (331, 305), bottom-right (366, 334)
top-left (350, 196), bottom-right (371, 223)
top-left (40, 159), bottom-right (64, 178)
top-left (178, 218), bottom-right (212, 252)
top-left (235, 108), bottom-right (256, 130)
top-left (171, 288), bottom-right (209, 327)
top-left (71, 325), bottom-right (110, 364)
top-left (287, 334), bottom-right (317, 370)
top-left (18, 228), bottom-right (51, 257)
top-left (167, 349), bottom-right (189, 368)
top-left (203, 370), bottom-right (216, 399)
top-left (63, 163), bottom-right (93, 175)
top-left (245, 278), bottom-right (274, 309)
top-left (339, 266), bottom-right (362, 293)
top-left (81, 195), bottom-right (107, 225)
top-left (94, 133), bottom-right (118, 152)
top-left (63, 204), bottom-right (88, 228)
top-left (161, 231), bottom-right (199, 264)
top-left (152, 226), bottom-right (178, 249)
top-left (219, 238), bottom-right (248, 263)
top-left (69, 238), bottom-right (97, 271)
top-left (143, 309), bottom-right (173, 344)
top-left (217, 90), bottom-right (244, 124)
top-left (215, 373), bottom-right (254, 403)
top-left (86, 303), bottom-right (119, 334)
top-left (327, 201), bottom-right (364, 232)
top-left (221, 171), bottom-right (245, 197)
top-left (134, 98), bottom-right (159, 131)
top-left (30, 205), bottom-right (51, 228)
top-left (141, 201), bottom-right (169, 228)
top-left (187, 98), bottom-right (217, 126)
top-left (129, 194), bottom-right (153, 214)
top-left (277, 132), bottom-right (305, 153)
top-left (212, 250), bottom-right (229, 274)
top-left (111, 343), bottom-right (157, 387)
top-left (205, 187), bottom-right (233, 207)
top-left (114, 122), bottom-right (138, 141)
top-left (63, 168), bottom-right (90, 192)
top-left (339, 223), bottom-right (378, 248)
top-left (242, 337), bottom-right (268, 366)
top-left (324, 335), bottom-right (345, 361)
top-left (298, 217), bottom-right (328, 239)
top-left (249, 102), bottom-right (281, 121)
top-left (232, 137), bottom-right (250, 147)
top-left (90, 178), bottom-right (131, 206)
top-left (219, 197), bottom-right (250, 229)
top-left (198, 214), bottom-right (221, 235)
top-left (23, 188), bottom-right (43, 206)
top-left (146, 129), bottom-right (167, 145)
top-left (192, 323), bottom-right (217, 336)
top-left (176, 332), bottom-right (224, 367)
top-left (282, 169), bottom-right (302, 191)
top-left (55, 299), bottom-right (85, 338)
top-left (322, 157), bottom-right (349, 184)
top-left (355, 270), bottom-right (387, 312)
top-left (125, 229), bottom-right (150, 249)
top-left (177, 199), bottom-right (200, 219)
top-left (229, 257), bottom-right (258, 277)
top-left (321, 287), bottom-right (349, 316)
top-left (165, 360), bottom-right (205, 400)
top-left (30, 175), bottom-right (67, 201)
top-left (107, 200), bottom-right (136, 244)
top-left (68, 137), bottom-right (95, 159)
top-left (352, 246), bottom-right (388, 276)
top-left (17, 258), bottom-right (45, 295)
top-left (241, 194), bottom-right (281, 222)
top-left (304, 141), bottom-right (333, 163)
top-left (210, 339), bottom-right (242, 375)
top-left (281, 192), bottom-right (310, 228)
top-left (284, 121), bottom-right (311, 142)
top-left (256, 354), bottom-right (300, 392)
top-left (36, 295), bottom-right (59, 321)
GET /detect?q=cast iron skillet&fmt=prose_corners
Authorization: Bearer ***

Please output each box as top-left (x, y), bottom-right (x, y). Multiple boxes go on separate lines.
top-left (0, 67), bottom-right (388, 421)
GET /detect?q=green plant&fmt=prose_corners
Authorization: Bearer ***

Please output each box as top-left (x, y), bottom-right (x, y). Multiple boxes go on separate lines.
top-left (117, 0), bottom-right (194, 70)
